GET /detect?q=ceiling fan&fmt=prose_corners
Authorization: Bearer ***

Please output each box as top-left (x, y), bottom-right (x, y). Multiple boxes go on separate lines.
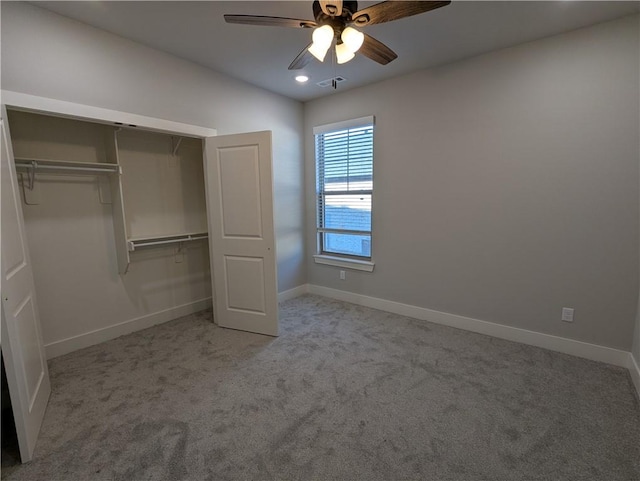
top-left (224, 1), bottom-right (451, 70)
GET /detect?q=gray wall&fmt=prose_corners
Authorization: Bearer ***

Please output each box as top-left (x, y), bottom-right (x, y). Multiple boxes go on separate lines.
top-left (635, 148), bottom-right (640, 362)
top-left (304, 15), bottom-right (639, 351)
top-left (1, 1), bottom-right (306, 293)
top-left (3, 2), bottom-right (639, 354)
top-left (634, 301), bottom-right (640, 364)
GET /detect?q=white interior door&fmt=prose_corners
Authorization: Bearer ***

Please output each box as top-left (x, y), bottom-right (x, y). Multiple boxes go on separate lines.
top-left (1, 110), bottom-right (51, 463)
top-left (204, 131), bottom-right (278, 336)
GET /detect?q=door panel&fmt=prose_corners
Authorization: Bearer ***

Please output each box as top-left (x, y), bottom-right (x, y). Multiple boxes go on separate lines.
top-left (225, 256), bottom-right (266, 313)
top-left (3, 156), bottom-right (28, 277)
top-left (14, 296), bottom-right (46, 408)
top-left (204, 131), bottom-right (278, 336)
top-left (1, 110), bottom-right (51, 463)
top-left (219, 146), bottom-right (263, 238)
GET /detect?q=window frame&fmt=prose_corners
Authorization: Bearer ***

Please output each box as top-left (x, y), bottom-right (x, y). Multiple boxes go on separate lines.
top-left (313, 116), bottom-right (375, 272)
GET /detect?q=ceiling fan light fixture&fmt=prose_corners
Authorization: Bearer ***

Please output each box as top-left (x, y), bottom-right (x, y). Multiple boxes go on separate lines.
top-left (341, 27), bottom-right (364, 53)
top-left (335, 42), bottom-right (355, 64)
top-left (226, 1), bottom-right (452, 72)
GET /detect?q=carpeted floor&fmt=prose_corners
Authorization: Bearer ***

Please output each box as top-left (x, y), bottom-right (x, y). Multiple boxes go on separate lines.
top-left (2, 294), bottom-right (639, 481)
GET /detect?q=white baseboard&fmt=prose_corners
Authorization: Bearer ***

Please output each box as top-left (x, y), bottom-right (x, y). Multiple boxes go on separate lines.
top-left (45, 284), bottom-right (639, 399)
top-left (307, 284), bottom-right (631, 368)
top-left (628, 353), bottom-right (640, 399)
top-left (278, 284), bottom-right (309, 303)
top-left (45, 298), bottom-right (213, 359)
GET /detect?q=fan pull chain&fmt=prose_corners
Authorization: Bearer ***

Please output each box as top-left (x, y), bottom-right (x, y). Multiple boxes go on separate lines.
top-left (332, 43), bottom-right (338, 89)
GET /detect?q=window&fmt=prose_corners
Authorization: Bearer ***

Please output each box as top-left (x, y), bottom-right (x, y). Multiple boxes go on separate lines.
top-left (314, 116), bottom-right (375, 271)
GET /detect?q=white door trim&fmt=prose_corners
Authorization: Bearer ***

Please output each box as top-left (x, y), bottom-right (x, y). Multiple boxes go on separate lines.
top-left (1, 90), bottom-right (216, 138)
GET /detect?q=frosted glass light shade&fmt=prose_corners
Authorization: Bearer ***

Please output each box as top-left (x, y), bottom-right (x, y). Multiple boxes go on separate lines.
top-left (341, 27), bottom-right (364, 53)
top-left (308, 43), bottom-right (330, 62)
top-left (335, 42), bottom-right (355, 64)
top-left (309, 25), bottom-right (334, 62)
top-left (312, 25), bottom-right (334, 49)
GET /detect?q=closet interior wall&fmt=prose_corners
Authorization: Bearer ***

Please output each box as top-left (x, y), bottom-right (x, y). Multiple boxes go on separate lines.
top-left (7, 110), bottom-right (212, 358)
top-left (118, 130), bottom-right (208, 242)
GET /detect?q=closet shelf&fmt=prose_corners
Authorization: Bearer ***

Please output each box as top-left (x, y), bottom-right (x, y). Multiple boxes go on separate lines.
top-left (127, 232), bottom-right (208, 251)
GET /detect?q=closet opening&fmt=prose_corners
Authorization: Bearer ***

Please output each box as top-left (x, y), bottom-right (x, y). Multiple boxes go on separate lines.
top-left (6, 109), bottom-right (212, 359)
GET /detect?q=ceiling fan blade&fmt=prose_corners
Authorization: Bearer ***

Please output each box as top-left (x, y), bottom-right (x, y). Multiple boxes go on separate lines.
top-left (359, 33), bottom-right (398, 65)
top-left (351, 1), bottom-right (450, 26)
top-left (224, 15), bottom-right (316, 29)
top-left (319, 0), bottom-right (343, 16)
top-left (289, 43), bottom-right (315, 70)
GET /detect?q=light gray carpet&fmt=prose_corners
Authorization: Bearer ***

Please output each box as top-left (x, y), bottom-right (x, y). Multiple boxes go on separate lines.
top-left (2, 294), bottom-right (639, 481)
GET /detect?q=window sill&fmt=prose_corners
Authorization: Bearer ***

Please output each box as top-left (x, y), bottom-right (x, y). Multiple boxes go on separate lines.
top-left (313, 255), bottom-right (375, 272)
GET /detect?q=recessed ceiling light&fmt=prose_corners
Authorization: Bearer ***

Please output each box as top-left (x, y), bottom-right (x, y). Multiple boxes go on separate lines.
top-left (295, 75), bottom-right (309, 83)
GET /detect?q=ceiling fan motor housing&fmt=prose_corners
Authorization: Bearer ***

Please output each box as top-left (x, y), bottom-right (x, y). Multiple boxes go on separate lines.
top-left (313, 0), bottom-right (359, 37)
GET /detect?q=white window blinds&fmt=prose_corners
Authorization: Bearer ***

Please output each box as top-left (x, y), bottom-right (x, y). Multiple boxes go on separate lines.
top-left (314, 116), bottom-right (374, 259)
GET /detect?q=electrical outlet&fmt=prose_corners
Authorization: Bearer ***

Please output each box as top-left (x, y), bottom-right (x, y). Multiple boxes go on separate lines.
top-left (339, 270), bottom-right (346, 280)
top-left (561, 307), bottom-right (574, 322)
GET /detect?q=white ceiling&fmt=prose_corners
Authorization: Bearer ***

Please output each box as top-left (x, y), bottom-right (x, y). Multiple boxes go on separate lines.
top-left (35, 1), bottom-right (639, 102)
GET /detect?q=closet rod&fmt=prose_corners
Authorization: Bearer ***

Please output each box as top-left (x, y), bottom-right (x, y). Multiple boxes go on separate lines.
top-left (15, 163), bottom-right (119, 174)
top-left (128, 234), bottom-right (208, 251)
